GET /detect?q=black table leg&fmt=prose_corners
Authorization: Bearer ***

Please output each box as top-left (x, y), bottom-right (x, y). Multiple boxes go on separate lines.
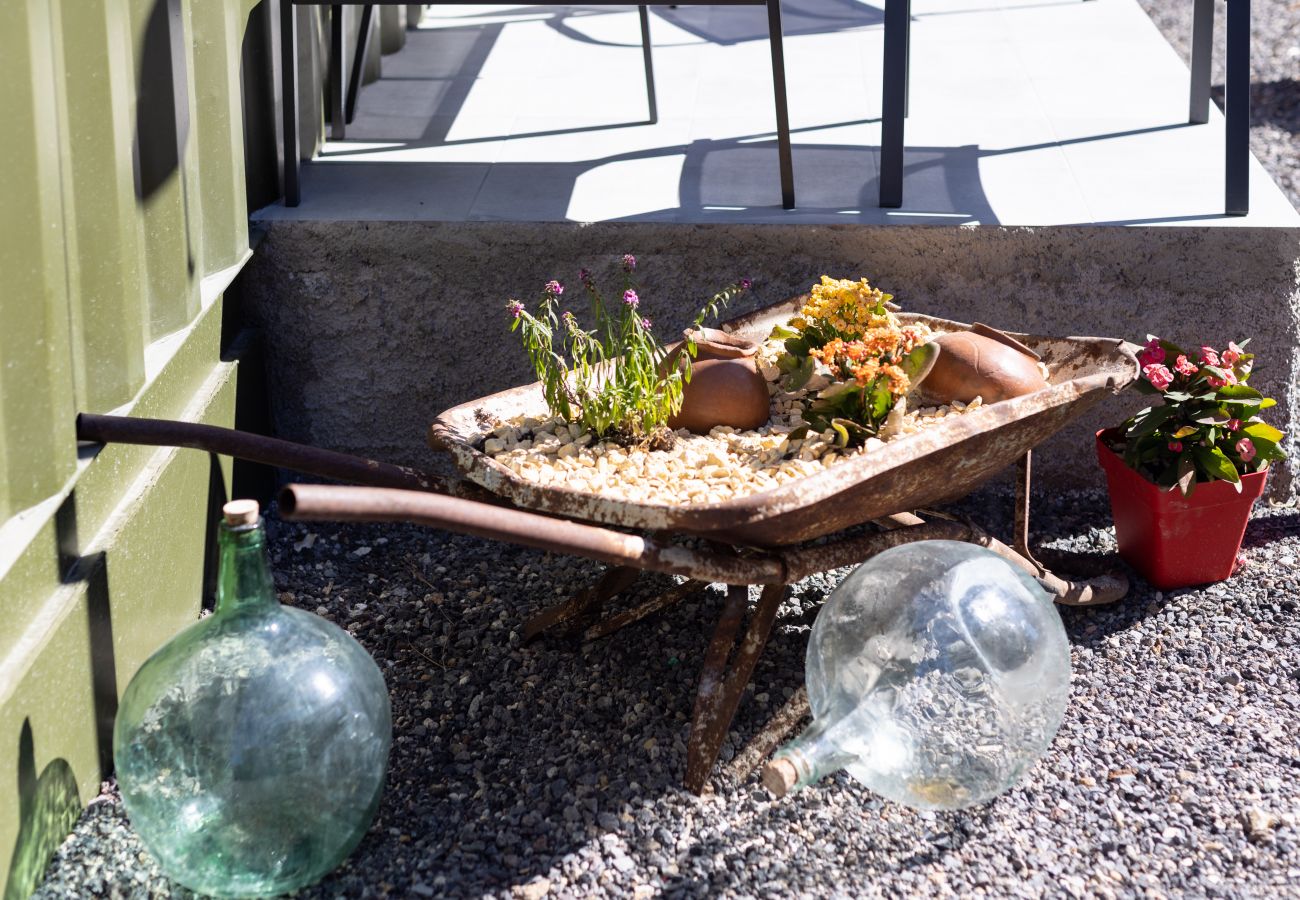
top-left (638, 6), bottom-right (658, 124)
top-left (281, 0), bottom-right (300, 206)
top-left (1188, 0), bottom-right (1212, 124)
top-left (345, 4), bottom-right (375, 124)
top-left (329, 4), bottom-right (345, 140)
top-left (767, 0), bottom-right (795, 209)
top-left (1225, 0), bottom-right (1249, 216)
top-left (879, 0), bottom-right (908, 207)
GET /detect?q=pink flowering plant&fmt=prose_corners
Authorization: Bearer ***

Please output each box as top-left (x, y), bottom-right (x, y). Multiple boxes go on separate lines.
top-left (507, 256), bottom-right (749, 440)
top-left (1116, 336), bottom-right (1286, 496)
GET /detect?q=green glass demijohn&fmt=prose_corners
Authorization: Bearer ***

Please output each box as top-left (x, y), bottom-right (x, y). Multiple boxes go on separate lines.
top-left (113, 500), bottom-right (392, 897)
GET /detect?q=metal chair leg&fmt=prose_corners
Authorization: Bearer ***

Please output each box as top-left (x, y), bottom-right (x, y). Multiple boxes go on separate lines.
top-left (638, 6), bottom-right (658, 124)
top-left (1225, 0), bottom-right (1249, 216)
top-left (345, 4), bottom-right (376, 124)
top-left (1188, 0), bottom-right (1213, 124)
top-left (329, 4), bottom-right (346, 140)
top-left (280, 0), bottom-right (300, 206)
top-left (879, 0), bottom-right (908, 207)
top-left (766, 0), bottom-right (795, 209)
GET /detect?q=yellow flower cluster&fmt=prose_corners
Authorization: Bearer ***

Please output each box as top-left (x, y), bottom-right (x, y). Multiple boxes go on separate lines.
top-left (799, 276), bottom-right (894, 339)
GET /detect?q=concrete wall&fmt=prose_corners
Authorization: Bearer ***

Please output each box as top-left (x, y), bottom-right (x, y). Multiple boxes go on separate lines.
top-left (241, 222), bottom-right (1300, 498)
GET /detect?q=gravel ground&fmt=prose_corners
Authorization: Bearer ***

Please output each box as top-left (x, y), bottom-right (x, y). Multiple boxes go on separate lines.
top-left (32, 6), bottom-right (1300, 899)
top-left (34, 484), bottom-right (1300, 898)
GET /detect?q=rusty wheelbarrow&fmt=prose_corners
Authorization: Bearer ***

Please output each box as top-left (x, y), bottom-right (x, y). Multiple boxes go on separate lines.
top-left (78, 301), bottom-right (1139, 795)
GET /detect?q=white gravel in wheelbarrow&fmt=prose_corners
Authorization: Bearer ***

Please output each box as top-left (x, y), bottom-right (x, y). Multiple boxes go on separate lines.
top-left (483, 337), bottom-right (988, 507)
top-left (35, 484), bottom-right (1300, 899)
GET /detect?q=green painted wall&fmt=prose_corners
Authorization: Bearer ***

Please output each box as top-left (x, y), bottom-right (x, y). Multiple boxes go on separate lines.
top-left (0, 0), bottom-right (261, 894)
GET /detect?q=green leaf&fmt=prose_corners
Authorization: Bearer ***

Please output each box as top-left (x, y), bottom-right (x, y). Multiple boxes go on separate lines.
top-left (1125, 404), bottom-right (1178, 439)
top-left (900, 342), bottom-right (939, 386)
top-left (785, 356), bottom-right (816, 391)
top-left (1260, 398), bottom-right (1277, 410)
top-left (1243, 421), bottom-right (1284, 444)
top-left (1171, 425), bottom-right (1198, 439)
top-left (784, 337), bottom-right (810, 357)
top-left (1216, 384), bottom-right (1262, 401)
top-left (869, 381), bottom-right (893, 420)
top-left (768, 324), bottom-right (800, 340)
top-left (1193, 445), bottom-right (1241, 486)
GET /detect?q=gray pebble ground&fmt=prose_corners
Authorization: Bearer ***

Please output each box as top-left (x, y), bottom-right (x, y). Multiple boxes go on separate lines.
top-left (35, 3), bottom-right (1300, 897)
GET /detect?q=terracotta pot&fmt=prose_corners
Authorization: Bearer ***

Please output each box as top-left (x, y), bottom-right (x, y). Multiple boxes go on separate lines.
top-left (668, 328), bottom-right (771, 433)
top-left (1095, 430), bottom-right (1267, 590)
top-left (924, 329), bottom-right (1048, 403)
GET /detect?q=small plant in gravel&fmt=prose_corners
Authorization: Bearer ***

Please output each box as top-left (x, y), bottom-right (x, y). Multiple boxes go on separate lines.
top-left (1112, 336), bottom-right (1286, 495)
top-left (506, 256), bottom-right (750, 444)
top-left (769, 276), bottom-right (935, 447)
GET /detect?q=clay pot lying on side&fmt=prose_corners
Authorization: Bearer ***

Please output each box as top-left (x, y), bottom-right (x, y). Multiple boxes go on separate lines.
top-left (924, 326), bottom-right (1048, 404)
top-left (667, 327), bottom-right (772, 433)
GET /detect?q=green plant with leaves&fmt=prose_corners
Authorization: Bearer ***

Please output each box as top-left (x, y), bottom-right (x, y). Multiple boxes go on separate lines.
top-left (768, 276), bottom-right (936, 447)
top-left (506, 256), bottom-right (750, 441)
top-left (1117, 336), bottom-right (1286, 496)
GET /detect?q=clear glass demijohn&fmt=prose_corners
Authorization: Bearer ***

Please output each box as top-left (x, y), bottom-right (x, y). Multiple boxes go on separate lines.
top-left (767, 540), bottom-right (1071, 810)
top-left (113, 500), bottom-right (392, 897)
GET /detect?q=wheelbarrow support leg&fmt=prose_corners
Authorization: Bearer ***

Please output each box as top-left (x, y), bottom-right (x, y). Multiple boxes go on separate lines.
top-left (686, 583), bottom-right (787, 794)
top-left (523, 566), bottom-right (641, 642)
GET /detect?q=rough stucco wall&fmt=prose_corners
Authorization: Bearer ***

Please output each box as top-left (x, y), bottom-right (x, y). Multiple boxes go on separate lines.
top-left (241, 223), bottom-right (1300, 498)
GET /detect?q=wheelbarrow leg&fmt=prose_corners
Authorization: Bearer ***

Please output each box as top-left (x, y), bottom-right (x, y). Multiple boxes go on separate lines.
top-left (685, 583), bottom-right (787, 794)
top-left (584, 579), bottom-right (708, 643)
top-left (1014, 451), bottom-right (1045, 573)
top-left (523, 565), bottom-right (641, 642)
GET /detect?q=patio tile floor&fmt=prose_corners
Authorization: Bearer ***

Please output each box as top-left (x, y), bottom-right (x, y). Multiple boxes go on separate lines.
top-left (254, 0), bottom-right (1298, 227)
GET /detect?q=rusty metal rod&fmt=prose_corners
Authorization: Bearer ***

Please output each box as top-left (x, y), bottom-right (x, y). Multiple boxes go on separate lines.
top-left (279, 484), bottom-right (787, 585)
top-left (77, 413), bottom-right (450, 493)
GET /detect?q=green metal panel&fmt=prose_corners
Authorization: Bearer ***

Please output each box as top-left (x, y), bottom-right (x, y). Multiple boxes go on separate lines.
top-left (128, 0), bottom-right (202, 342)
top-left (0, 0), bottom-right (78, 521)
top-left (192, 0), bottom-right (252, 275)
top-left (0, 361), bottom-right (237, 900)
top-left (0, 0), bottom-right (260, 890)
top-left (56, 0), bottom-right (149, 413)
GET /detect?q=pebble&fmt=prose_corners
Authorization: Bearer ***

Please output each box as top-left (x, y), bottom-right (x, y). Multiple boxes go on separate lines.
top-left (482, 337), bottom-right (987, 506)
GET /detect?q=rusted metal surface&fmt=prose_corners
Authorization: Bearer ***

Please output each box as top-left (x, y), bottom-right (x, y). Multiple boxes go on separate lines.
top-left (79, 412), bottom-right (451, 493)
top-left (583, 578), bottom-right (708, 643)
top-left (279, 484), bottom-right (787, 584)
top-left (522, 566), bottom-right (641, 642)
top-left (429, 304), bottom-right (1139, 548)
top-left (685, 584), bottom-right (788, 794)
top-left (726, 686), bottom-right (810, 787)
top-left (1014, 452), bottom-right (1046, 575)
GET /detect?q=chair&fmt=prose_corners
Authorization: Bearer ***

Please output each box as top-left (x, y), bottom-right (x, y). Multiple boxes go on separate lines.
top-left (281, 1), bottom-right (796, 209)
top-left (878, 0), bottom-right (1251, 216)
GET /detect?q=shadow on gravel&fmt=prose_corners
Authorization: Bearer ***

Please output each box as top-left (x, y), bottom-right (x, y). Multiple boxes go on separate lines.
top-left (1212, 79), bottom-right (1300, 134)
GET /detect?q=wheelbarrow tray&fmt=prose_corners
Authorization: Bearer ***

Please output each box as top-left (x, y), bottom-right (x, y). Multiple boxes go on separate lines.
top-left (429, 298), bottom-right (1138, 548)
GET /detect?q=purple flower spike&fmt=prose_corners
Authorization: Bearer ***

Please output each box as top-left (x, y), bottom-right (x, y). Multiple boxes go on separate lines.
top-left (740, 277), bottom-right (753, 291)
top-left (623, 289), bottom-right (639, 308)
top-left (579, 268), bottom-right (590, 282)
top-left (641, 317), bottom-right (652, 330)
top-left (622, 254), bottom-right (637, 272)
top-left (507, 300), bottom-right (525, 319)
top-left (545, 280), bottom-right (564, 296)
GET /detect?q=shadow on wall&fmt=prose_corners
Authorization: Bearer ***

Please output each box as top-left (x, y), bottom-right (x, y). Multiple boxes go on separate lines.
top-left (3, 722), bottom-right (81, 900)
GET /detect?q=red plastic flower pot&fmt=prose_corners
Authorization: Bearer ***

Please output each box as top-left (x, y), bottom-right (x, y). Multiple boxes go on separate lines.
top-left (1096, 430), bottom-right (1268, 590)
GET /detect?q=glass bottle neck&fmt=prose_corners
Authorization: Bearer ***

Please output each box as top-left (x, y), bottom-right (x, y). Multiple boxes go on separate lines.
top-left (214, 520), bottom-right (277, 616)
top-left (770, 716), bottom-right (856, 794)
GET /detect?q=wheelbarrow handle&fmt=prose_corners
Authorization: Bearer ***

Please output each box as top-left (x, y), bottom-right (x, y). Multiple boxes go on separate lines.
top-left (278, 483), bottom-right (786, 586)
top-left (76, 413), bottom-right (451, 494)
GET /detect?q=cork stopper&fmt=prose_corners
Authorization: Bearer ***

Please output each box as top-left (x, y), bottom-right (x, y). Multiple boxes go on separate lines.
top-left (762, 758), bottom-right (798, 798)
top-left (223, 499), bottom-right (260, 527)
